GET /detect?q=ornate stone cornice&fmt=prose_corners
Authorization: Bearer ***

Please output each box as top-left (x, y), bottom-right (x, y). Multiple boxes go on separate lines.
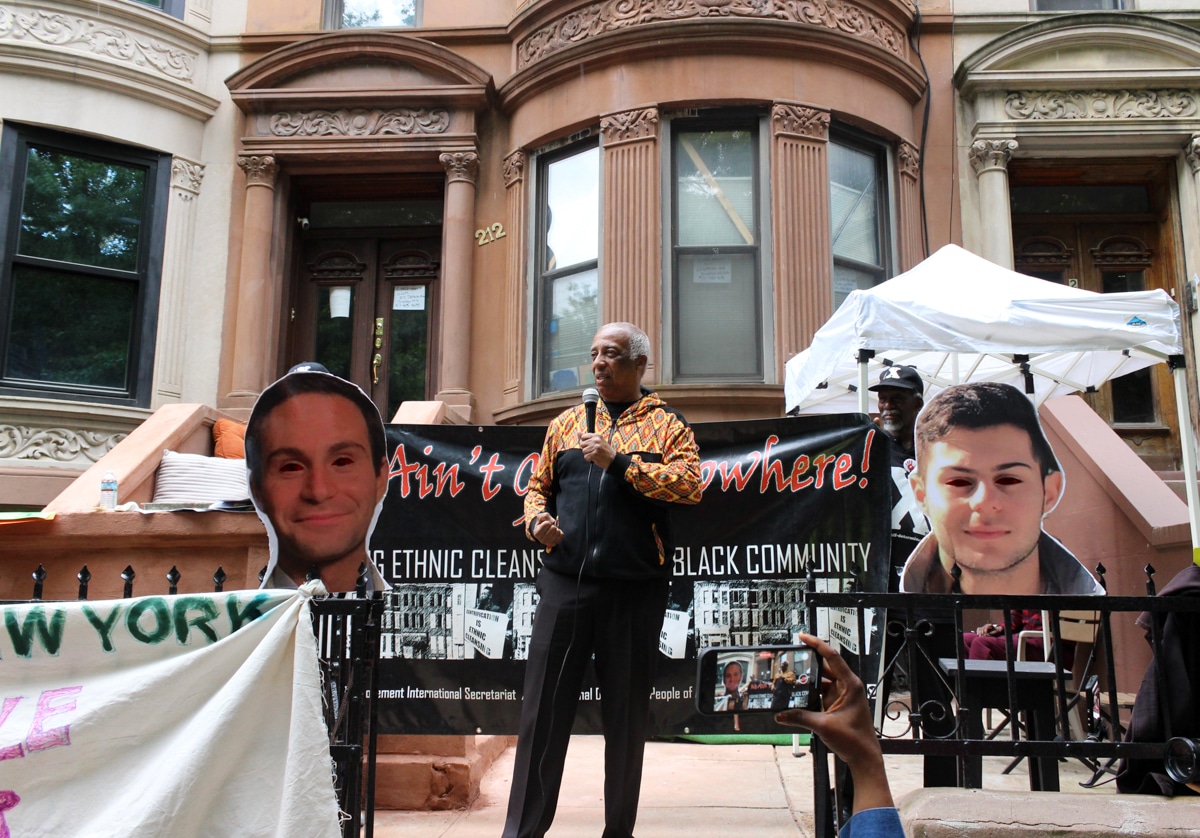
top-left (517, 0), bottom-right (906, 70)
top-left (440, 151), bottom-right (479, 185)
top-left (771, 104), bottom-right (829, 140)
top-left (170, 158), bottom-right (205, 199)
top-left (0, 424), bottom-right (124, 464)
top-left (0, 4), bottom-right (196, 81)
top-left (237, 155), bottom-right (278, 187)
top-left (1187, 134), bottom-right (1200, 175)
top-left (308, 251), bottom-right (366, 280)
top-left (600, 107), bottom-right (659, 145)
top-left (898, 140), bottom-right (919, 180)
top-left (267, 108), bottom-right (450, 137)
top-left (968, 138), bottom-right (1017, 175)
top-left (503, 150), bottom-right (527, 187)
top-left (1005, 90), bottom-right (1200, 121)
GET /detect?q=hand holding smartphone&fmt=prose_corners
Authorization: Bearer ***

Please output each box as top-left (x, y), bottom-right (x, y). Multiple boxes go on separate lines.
top-left (695, 644), bottom-right (821, 716)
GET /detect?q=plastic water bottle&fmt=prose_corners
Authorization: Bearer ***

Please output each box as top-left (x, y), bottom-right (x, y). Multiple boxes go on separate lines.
top-left (100, 470), bottom-right (118, 510)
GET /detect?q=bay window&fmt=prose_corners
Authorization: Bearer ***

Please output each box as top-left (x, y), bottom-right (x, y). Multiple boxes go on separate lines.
top-left (0, 125), bottom-right (168, 406)
top-left (829, 131), bottom-right (890, 310)
top-left (671, 117), bottom-right (763, 380)
top-left (535, 141), bottom-right (600, 395)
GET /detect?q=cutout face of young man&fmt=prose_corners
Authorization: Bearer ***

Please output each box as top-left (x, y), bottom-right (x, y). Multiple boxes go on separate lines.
top-left (252, 391), bottom-right (388, 590)
top-left (910, 424), bottom-right (1064, 593)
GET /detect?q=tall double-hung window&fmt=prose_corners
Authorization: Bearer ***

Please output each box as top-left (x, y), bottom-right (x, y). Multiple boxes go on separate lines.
top-left (535, 141), bottom-right (600, 395)
top-left (1034, 0), bottom-right (1123, 10)
top-left (129, 0), bottom-right (186, 18)
top-left (829, 131), bottom-right (890, 310)
top-left (671, 116), bottom-right (763, 380)
top-left (0, 125), bottom-right (169, 406)
top-left (326, 0), bottom-right (419, 28)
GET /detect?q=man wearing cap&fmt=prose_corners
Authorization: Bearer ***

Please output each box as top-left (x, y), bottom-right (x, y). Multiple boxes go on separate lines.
top-left (245, 363), bottom-right (390, 593)
top-left (868, 365), bottom-right (927, 592)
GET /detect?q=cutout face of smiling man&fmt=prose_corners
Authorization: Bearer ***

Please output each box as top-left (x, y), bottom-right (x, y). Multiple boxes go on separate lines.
top-left (901, 382), bottom-right (1101, 597)
top-left (246, 364), bottom-right (389, 593)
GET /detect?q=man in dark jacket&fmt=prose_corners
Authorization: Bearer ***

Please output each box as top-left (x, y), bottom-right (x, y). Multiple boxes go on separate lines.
top-left (503, 322), bottom-right (703, 838)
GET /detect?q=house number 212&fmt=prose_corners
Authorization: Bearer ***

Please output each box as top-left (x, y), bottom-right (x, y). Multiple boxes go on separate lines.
top-left (475, 222), bottom-right (506, 246)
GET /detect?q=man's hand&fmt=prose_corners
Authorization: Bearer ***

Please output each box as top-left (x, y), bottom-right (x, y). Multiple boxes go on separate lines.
top-left (530, 512), bottom-right (563, 547)
top-left (580, 432), bottom-right (615, 470)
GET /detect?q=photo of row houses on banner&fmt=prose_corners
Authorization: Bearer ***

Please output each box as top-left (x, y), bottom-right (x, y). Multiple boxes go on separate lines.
top-left (368, 414), bottom-right (891, 736)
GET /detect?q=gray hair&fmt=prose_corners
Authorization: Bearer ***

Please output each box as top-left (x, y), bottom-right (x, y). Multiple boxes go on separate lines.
top-left (608, 321), bottom-right (650, 362)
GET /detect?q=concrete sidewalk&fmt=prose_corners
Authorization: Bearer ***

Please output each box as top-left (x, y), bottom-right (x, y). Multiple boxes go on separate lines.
top-left (371, 734), bottom-right (1114, 837)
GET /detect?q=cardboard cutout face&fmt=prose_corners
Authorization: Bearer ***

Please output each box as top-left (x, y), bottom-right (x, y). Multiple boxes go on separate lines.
top-left (247, 366), bottom-right (388, 593)
top-left (900, 382), bottom-right (1099, 596)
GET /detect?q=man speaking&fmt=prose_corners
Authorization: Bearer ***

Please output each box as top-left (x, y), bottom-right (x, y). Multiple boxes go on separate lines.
top-left (504, 322), bottom-right (703, 838)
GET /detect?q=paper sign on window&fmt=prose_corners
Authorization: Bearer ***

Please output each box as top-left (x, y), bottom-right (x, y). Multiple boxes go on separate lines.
top-left (693, 256), bottom-right (732, 284)
top-left (393, 286), bottom-right (426, 311)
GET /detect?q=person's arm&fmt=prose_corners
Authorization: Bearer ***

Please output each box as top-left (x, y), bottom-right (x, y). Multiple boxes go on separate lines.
top-left (775, 633), bottom-right (895, 816)
top-left (615, 412), bottom-right (703, 505)
top-left (524, 421), bottom-right (563, 547)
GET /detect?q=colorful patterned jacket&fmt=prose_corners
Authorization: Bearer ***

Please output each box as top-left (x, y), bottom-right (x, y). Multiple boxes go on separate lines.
top-left (524, 388), bottom-right (702, 580)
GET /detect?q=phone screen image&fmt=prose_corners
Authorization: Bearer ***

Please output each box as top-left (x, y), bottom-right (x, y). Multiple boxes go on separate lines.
top-left (696, 644), bottom-right (820, 716)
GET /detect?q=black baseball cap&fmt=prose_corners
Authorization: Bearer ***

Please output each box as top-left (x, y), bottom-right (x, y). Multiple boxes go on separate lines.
top-left (868, 365), bottom-right (924, 395)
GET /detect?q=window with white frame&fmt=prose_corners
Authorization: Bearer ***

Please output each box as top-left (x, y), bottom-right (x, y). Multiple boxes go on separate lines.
top-left (0, 125), bottom-right (169, 407)
top-left (1033, 0), bottom-right (1123, 9)
top-left (326, 0), bottom-right (420, 28)
top-left (829, 131), bottom-right (890, 311)
top-left (536, 141), bottom-right (601, 395)
top-left (671, 116), bottom-right (763, 380)
top-left (129, 0), bottom-right (186, 18)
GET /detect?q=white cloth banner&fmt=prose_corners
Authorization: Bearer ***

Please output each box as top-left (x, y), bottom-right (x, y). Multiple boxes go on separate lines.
top-left (0, 583), bottom-right (341, 838)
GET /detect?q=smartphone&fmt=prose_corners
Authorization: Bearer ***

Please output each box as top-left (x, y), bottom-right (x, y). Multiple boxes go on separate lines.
top-left (695, 644), bottom-right (821, 716)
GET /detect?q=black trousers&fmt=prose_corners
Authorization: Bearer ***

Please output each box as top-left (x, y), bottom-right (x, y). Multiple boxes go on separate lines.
top-left (503, 567), bottom-right (669, 838)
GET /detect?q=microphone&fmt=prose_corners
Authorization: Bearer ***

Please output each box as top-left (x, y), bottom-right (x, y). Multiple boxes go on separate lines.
top-left (582, 387), bottom-right (600, 434)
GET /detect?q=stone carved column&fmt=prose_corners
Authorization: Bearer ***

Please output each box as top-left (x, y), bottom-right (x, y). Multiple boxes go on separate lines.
top-left (228, 155), bottom-right (278, 404)
top-left (969, 137), bottom-right (1018, 269)
top-left (600, 107), bottom-right (660, 381)
top-left (771, 102), bottom-right (831, 363)
top-left (897, 140), bottom-right (922, 271)
top-left (502, 150), bottom-right (527, 406)
top-left (437, 151), bottom-right (480, 421)
top-left (154, 157), bottom-right (205, 406)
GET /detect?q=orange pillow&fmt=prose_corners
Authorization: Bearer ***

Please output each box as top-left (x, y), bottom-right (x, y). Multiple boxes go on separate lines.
top-left (212, 418), bottom-right (247, 459)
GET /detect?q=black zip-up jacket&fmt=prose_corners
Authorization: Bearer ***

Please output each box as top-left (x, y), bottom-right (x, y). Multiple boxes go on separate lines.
top-left (524, 389), bottom-right (702, 580)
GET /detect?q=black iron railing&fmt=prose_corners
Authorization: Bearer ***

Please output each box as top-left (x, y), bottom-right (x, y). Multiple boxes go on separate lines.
top-left (803, 564), bottom-right (1200, 836)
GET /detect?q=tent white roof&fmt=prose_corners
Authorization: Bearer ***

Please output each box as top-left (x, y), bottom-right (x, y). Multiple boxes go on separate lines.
top-left (784, 244), bottom-right (1184, 414)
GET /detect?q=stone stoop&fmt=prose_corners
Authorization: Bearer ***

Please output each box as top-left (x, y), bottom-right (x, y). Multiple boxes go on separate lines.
top-left (900, 788), bottom-right (1198, 836)
top-left (373, 734), bottom-right (515, 811)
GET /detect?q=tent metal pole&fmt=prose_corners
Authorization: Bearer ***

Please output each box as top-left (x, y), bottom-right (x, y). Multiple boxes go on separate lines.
top-left (857, 351), bottom-right (871, 415)
top-left (1170, 360), bottom-right (1200, 565)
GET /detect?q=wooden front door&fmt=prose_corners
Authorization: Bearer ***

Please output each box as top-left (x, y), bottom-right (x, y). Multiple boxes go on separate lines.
top-left (1013, 216), bottom-right (1181, 471)
top-left (292, 230), bottom-right (440, 422)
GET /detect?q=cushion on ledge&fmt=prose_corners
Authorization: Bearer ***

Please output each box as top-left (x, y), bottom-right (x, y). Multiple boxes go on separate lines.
top-left (153, 450), bottom-right (250, 504)
top-left (212, 418), bottom-right (247, 459)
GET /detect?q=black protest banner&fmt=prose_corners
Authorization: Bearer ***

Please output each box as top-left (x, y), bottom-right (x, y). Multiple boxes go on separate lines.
top-left (369, 413), bottom-right (890, 735)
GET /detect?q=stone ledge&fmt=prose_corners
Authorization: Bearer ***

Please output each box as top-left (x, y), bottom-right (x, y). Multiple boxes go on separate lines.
top-left (900, 788), bottom-right (1197, 837)
top-left (374, 735), bottom-right (514, 811)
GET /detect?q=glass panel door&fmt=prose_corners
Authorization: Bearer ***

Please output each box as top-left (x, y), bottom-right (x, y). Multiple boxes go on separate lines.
top-left (295, 230), bottom-right (438, 420)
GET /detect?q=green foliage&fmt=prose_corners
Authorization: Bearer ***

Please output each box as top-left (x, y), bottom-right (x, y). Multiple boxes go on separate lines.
top-left (19, 146), bottom-right (145, 272)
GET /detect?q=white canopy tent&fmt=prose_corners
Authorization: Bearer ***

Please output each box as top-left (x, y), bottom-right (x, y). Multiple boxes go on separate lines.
top-left (783, 244), bottom-right (1200, 554)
